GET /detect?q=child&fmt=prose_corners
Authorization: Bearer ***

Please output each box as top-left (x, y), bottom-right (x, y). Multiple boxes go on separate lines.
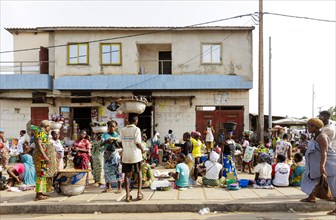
top-left (160, 136), bottom-right (171, 162)
top-left (204, 120), bottom-right (215, 153)
top-left (169, 154), bottom-right (190, 189)
top-left (241, 132), bottom-right (256, 174)
top-left (290, 152), bottom-right (305, 186)
top-left (50, 131), bottom-right (64, 171)
top-left (202, 151), bottom-right (223, 187)
top-left (272, 154), bottom-right (291, 187)
top-left (181, 132), bottom-right (192, 156)
top-left (191, 131), bottom-right (204, 180)
top-left (253, 153), bottom-right (272, 186)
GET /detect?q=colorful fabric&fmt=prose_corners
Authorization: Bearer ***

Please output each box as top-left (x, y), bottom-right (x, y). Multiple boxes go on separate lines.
top-left (222, 154), bottom-right (237, 178)
top-left (73, 138), bottom-right (91, 169)
top-left (275, 140), bottom-right (291, 158)
top-left (290, 163), bottom-right (305, 186)
top-left (91, 141), bottom-right (105, 183)
top-left (134, 163), bottom-right (154, 188)
top-left (256, 178), bottom-right (272, 186)
top-left (104, 150), bottom-right (122, 183)
top-left (202, 176), bottom-right (219, 186)
top-left (35, 177), bottom-right (53, 193)
top-left (0, 140), bottom-right (9, 167)
top-left (33, 127), bottom-right (57, 194)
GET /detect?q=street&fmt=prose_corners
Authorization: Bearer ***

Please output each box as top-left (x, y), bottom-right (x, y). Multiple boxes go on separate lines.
top-left (2, 211), bottom-right (336, 220)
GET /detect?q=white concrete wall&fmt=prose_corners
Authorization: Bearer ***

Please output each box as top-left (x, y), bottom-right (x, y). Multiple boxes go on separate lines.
top-left (153, 90), bottom-right (250, 142)
top-left (52, 30), bottom-right (253, 79)
top-left (13, 32), bottom-right (50, 74)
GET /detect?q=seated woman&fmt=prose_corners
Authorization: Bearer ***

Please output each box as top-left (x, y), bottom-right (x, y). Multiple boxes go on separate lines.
top-left (169, 154), bottom-right (190, 189)
top-left (7, 154), bottom-right (36, 187)
top-left (134, 155), bottom-right (154, 188)
top-left (72, 130), bottom-right (91, 170)
top-left (202, 151), bottom-right (223, 187)
top-left (290, 152), bottom-right (305, 186)
top-left (253, 153), bottom-right (272, 186)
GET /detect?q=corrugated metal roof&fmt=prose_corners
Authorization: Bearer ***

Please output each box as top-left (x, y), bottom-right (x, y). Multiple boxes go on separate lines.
top-left (5, 26), bottom-right (254, 34)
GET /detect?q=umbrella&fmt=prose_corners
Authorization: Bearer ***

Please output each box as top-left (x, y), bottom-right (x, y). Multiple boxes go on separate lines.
top-left (272, 117), bottom-right (307, 126)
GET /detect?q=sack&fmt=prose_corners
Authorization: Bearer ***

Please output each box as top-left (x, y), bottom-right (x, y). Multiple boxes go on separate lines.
top-left (313, 175), bottom-right (333, 201)
top-left (73, 157), bottom-right (83, 167)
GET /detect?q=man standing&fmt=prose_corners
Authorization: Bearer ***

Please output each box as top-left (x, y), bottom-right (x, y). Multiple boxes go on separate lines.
top-left (119, 113), bottom-right (144, 202)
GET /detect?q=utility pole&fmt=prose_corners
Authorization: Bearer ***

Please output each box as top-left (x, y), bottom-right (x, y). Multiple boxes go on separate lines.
top-left (268, 36), bottom-right (272, 131)
top-left (258, 0), bottom-right (264, 144)
top-left (312, 84), bottom-right (315, 117)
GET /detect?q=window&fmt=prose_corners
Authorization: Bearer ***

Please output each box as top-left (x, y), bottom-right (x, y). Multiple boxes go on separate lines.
top-left (32, 92), bottom-right (47, 103)
top-left (68, 43), bottom-right (89, 64)
top-left (101, 43), bottom-right (122, 65)
top-left (201, 44), bottom-right (221, 64)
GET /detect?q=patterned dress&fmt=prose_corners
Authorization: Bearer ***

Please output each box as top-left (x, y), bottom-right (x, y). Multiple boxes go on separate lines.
top-left (73, 138), bottom-right (91, 170)
top-left (102, 132), bottom-right (121, 184)
top-left (222, 140), bottom-right (237, 178)
top-left (0, 139), bottom-right (9, 168)
top-left (33, 128), bottom-right (57, 193)
top-left (91, 140), bottom-right (105, 184)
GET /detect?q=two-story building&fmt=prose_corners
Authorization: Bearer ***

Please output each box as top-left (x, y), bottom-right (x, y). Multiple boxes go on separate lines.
top-left (0, 26), bottom-right (254, 141)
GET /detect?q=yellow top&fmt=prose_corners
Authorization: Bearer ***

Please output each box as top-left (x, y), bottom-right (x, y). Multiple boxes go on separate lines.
top-left (191, 137), bottom-right (203, 158)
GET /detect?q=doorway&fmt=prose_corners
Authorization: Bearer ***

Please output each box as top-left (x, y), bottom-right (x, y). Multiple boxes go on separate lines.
top-left (137, 107), bottom-right (152, 139)
top-left (73, 107), bottom-right (92, 136)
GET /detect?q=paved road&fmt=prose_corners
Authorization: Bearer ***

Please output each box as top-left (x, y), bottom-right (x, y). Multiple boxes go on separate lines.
top-left (2, 211), bottom-right (336, 220)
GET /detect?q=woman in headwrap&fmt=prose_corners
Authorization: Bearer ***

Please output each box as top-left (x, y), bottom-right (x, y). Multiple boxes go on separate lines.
top-left (253, 153), bottom-right (272, 186)
top-left (7, 154), bottom-right (36, 186)
top-left (33, 120), bottom-right (57, 201)
top-left (202, 151), bottom-right (223, 187)
top-left (0, 128), bottom-right (10, 169)
top-left (300, 118), bottom-right (336, 216)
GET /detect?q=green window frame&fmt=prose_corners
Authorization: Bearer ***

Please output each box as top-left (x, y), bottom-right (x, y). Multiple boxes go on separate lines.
top-left (201, 43), bottom-right (221, 64)
top-left (68, 43), bottom-right (89, 65)
top-left (100, 43), bottom-right (122, 65)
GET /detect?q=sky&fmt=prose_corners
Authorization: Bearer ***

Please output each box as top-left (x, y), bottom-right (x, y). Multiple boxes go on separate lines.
top-left (0, 0), bottom-right (335, 119)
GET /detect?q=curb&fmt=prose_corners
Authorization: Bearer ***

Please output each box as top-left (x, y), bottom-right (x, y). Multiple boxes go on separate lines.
top-left (1, 202), bottom-right (334, 214)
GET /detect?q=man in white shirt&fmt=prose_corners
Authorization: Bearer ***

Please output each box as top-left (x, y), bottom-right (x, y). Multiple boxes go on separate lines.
top-left (119, 113), bottom-right (144, 202)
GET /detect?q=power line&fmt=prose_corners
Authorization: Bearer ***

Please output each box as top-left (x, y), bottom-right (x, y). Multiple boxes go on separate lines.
top-left (263, 12), bottom-right (336, 23)
top-left (0, 13), bottom-right (256, 54)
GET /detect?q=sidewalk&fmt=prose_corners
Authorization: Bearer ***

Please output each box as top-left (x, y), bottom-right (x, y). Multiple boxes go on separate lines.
top-left (0, 170), bottom-right (334, 214)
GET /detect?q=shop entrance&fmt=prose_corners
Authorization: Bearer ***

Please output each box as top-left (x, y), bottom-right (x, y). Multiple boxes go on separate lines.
top-left (73, 107), bottom-right (92, 136)
top-left (137, 106), bottom-right (152, 139)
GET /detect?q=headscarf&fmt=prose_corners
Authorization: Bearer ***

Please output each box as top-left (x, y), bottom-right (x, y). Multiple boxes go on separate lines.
top-left (259, 153), bottom-right (272, 165)
top-left (209, 151), bottom-right (220, 163)
top-left (307, 118), bottom-right (324, 129)
top-left (153, 132), bottom-right (160, 143)
top-left (22, 154), bottom-right (36, 185)
top-left (0, 128), bottom-right (4, 132)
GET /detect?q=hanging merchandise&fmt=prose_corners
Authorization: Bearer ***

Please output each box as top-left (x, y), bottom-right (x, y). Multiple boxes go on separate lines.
top-left (72, 121), bottom-right (79, 140)
top-left (107, 102), bottom-right (119, 112)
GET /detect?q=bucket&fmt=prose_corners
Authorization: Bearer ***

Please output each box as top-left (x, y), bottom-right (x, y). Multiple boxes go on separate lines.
top-left (54, 169), bottom-right (89, 196)
top-left (238, 179), bottom-right (249, 188)
top-left (9, 156), bottom-right (17, 163)
top-left (226, 178), bottom-right (237, 186)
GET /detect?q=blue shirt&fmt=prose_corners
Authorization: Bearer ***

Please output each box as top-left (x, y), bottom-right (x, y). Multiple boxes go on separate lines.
top-left (175, 163), bottom-right (189, 188)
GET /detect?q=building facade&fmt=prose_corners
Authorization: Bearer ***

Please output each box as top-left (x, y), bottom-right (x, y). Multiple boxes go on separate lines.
top-left (0, 26), bottom-right (254, 141)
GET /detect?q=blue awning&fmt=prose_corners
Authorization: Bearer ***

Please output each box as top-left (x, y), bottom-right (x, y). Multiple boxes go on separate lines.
top-left (54, 74), bottom-right (252, 90)
top-left (0, 74), bottom-right (53, 90)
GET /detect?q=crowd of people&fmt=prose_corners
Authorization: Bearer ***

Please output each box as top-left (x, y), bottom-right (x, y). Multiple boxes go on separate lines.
top-left (0, 111), bottom-right (335, 215)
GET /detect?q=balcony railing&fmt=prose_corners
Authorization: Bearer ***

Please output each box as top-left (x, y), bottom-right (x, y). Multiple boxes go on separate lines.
top-left (0, 61), bottom-right (53, 74)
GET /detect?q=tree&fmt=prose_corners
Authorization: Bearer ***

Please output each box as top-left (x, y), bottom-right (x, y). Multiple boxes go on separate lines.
top-left (327, 106), bottom-right (336, 121)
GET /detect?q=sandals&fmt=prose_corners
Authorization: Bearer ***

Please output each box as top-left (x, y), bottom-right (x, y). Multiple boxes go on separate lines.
top-left (102, 188), bottom-right (111, 193)
top-left (137, 193), bottom-right (144, 201)
top-left (125, 195), bottom-right (132, 202)
top-left (327, 209), bottom-right (336, 216)
top-left (34, 195), bottom-right (49, 201)
top-left (300, 198), bottom-right (316, 203)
